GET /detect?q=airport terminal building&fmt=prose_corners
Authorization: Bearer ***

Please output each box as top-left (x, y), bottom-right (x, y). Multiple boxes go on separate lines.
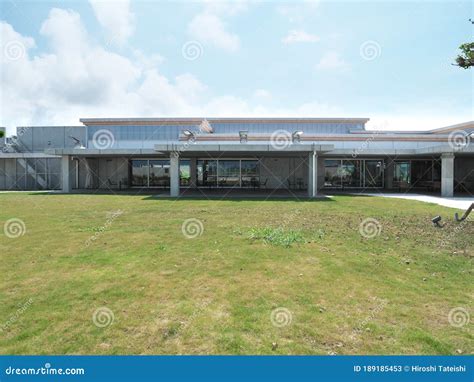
top-left (0, 118), bottom-right (473, 197)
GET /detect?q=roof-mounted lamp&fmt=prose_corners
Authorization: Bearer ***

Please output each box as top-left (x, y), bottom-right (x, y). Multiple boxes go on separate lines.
top-left (68, 136), bottom-right (85, 149)
top-left (292, 131), bottom-right (304, 143)
top-left (182, 129), bottom-right (196, 142)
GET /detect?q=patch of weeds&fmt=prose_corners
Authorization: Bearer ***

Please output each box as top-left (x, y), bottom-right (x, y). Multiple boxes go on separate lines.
top-left (162, 322), bottom-right (181, 340)
top-left (247, 227), bottom-right (305, 247)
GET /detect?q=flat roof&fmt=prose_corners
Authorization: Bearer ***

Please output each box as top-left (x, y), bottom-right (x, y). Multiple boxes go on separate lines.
top-left (79, 117), bottom-right (370, 126)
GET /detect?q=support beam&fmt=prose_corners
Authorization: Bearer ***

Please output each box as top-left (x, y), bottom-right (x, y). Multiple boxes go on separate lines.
top-left (308, 151), bottom-right (317, 197)
top-left (61, 155), bottom-right (72, 193)
top-left (441, 153), bottom-right (454, 197)
top-left (170, 152), bottom-right (180, 197)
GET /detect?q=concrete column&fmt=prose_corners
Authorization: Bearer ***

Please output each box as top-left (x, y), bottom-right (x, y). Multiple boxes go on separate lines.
top-left (441, 153), bottom-right (454, 197)
top-left (61, 155), bottom-right (72, 193)
top-left (170, 152), bottom-right (180, 197)
top-left (190, 157), bottom-right (197, 188)
top-left (308, 151), bottom-right (317, 197)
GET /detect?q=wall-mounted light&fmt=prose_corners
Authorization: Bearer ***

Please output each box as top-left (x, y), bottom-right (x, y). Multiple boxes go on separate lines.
top-left (68, 136), bottom-right (85, 149)
top-left (239, 130), bottom-right (248, 143)
top-left (292, 131), bottom-right (303, 143)
top-left (182, 129), bottom-right (196, 142)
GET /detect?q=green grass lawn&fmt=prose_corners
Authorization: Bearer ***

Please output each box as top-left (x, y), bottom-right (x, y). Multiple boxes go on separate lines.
top-left (0, 193), bottom-right (472, 355)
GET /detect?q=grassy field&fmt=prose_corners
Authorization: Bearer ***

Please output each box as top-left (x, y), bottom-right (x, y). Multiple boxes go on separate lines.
top-left (0, 193), bottom-right (472, 355)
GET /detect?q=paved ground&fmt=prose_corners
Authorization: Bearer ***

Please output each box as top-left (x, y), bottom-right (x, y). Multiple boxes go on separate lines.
top-left (359, 193), bottom-right (474, 210)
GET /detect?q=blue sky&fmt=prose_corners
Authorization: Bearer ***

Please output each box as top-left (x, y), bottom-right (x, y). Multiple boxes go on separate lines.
top-left (0, 0), bottom-right (472, 134)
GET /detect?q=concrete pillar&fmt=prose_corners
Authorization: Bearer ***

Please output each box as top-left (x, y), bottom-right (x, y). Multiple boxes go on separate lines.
top-left (170, 152), bottom-right (180, 197)
top-left (190, 157), bottom-right (197, 188)
top-left (441, 153), bottom-right (454, 197)
top-left (61, 155), bottom-right (72, 193)
top-left (308, 151), bottom-right (317, 197)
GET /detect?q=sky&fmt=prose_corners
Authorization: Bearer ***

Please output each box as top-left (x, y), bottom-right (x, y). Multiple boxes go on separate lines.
top-left (0, 0), bottom-right (472, 135)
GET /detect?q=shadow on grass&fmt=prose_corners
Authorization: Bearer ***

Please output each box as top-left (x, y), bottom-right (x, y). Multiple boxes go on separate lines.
top-left (12, 189), bottom-right (336, 202)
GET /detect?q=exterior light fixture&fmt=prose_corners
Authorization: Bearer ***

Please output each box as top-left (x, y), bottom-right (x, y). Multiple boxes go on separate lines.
top-left (182, 130), bottom-right (196, 142)
top-left (292, 131), bottom-right (303, 143)
top-left (239, 131), bottom-right (248, 143)
top-left (68, 136), bottom-right (85, 149)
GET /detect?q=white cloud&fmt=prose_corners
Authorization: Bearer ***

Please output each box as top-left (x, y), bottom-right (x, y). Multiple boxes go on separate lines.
top-left (277, 0), bottom-right (320, 23)
top-left (89, 0), bottom-right (134, 45)
top-left (253, 89), bottom-right (272, 100)
top-left (315, 51), bottom-right (349, 71)
top-left (188, 11), bottom-right (240, 52)
top-left (0, 9), bottom-right (208, 133)
top-left (282, 30), bottom-right (320, 44)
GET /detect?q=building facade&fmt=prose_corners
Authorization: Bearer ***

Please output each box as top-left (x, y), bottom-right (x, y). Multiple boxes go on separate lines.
top-left (0, 118), bottom-right (473, 197)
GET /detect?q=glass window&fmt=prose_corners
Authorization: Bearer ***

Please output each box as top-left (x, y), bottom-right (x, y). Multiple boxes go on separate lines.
top-left (131, 160), bottom-right (148, 187)
top-left (411, 160), bottom-right (433, 184)
top-left (324, 160), bottom-right (342, 188)
top-left (341, 160), bottom-right (362, 187)
top-left (180, 160), bottom-right (190, 187)
top-left (218, 160), bottom-right (240, 188)
top-left (364, 160), bottom-right (384, 188)
top-left (241, 160), bottom-right (259, 188)
top-left (394, 161), bottom-right (411, 185)
top-left (197, 160), bottom-right (217, 187)
top-left (149, 160), bottom-right (170, 187)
